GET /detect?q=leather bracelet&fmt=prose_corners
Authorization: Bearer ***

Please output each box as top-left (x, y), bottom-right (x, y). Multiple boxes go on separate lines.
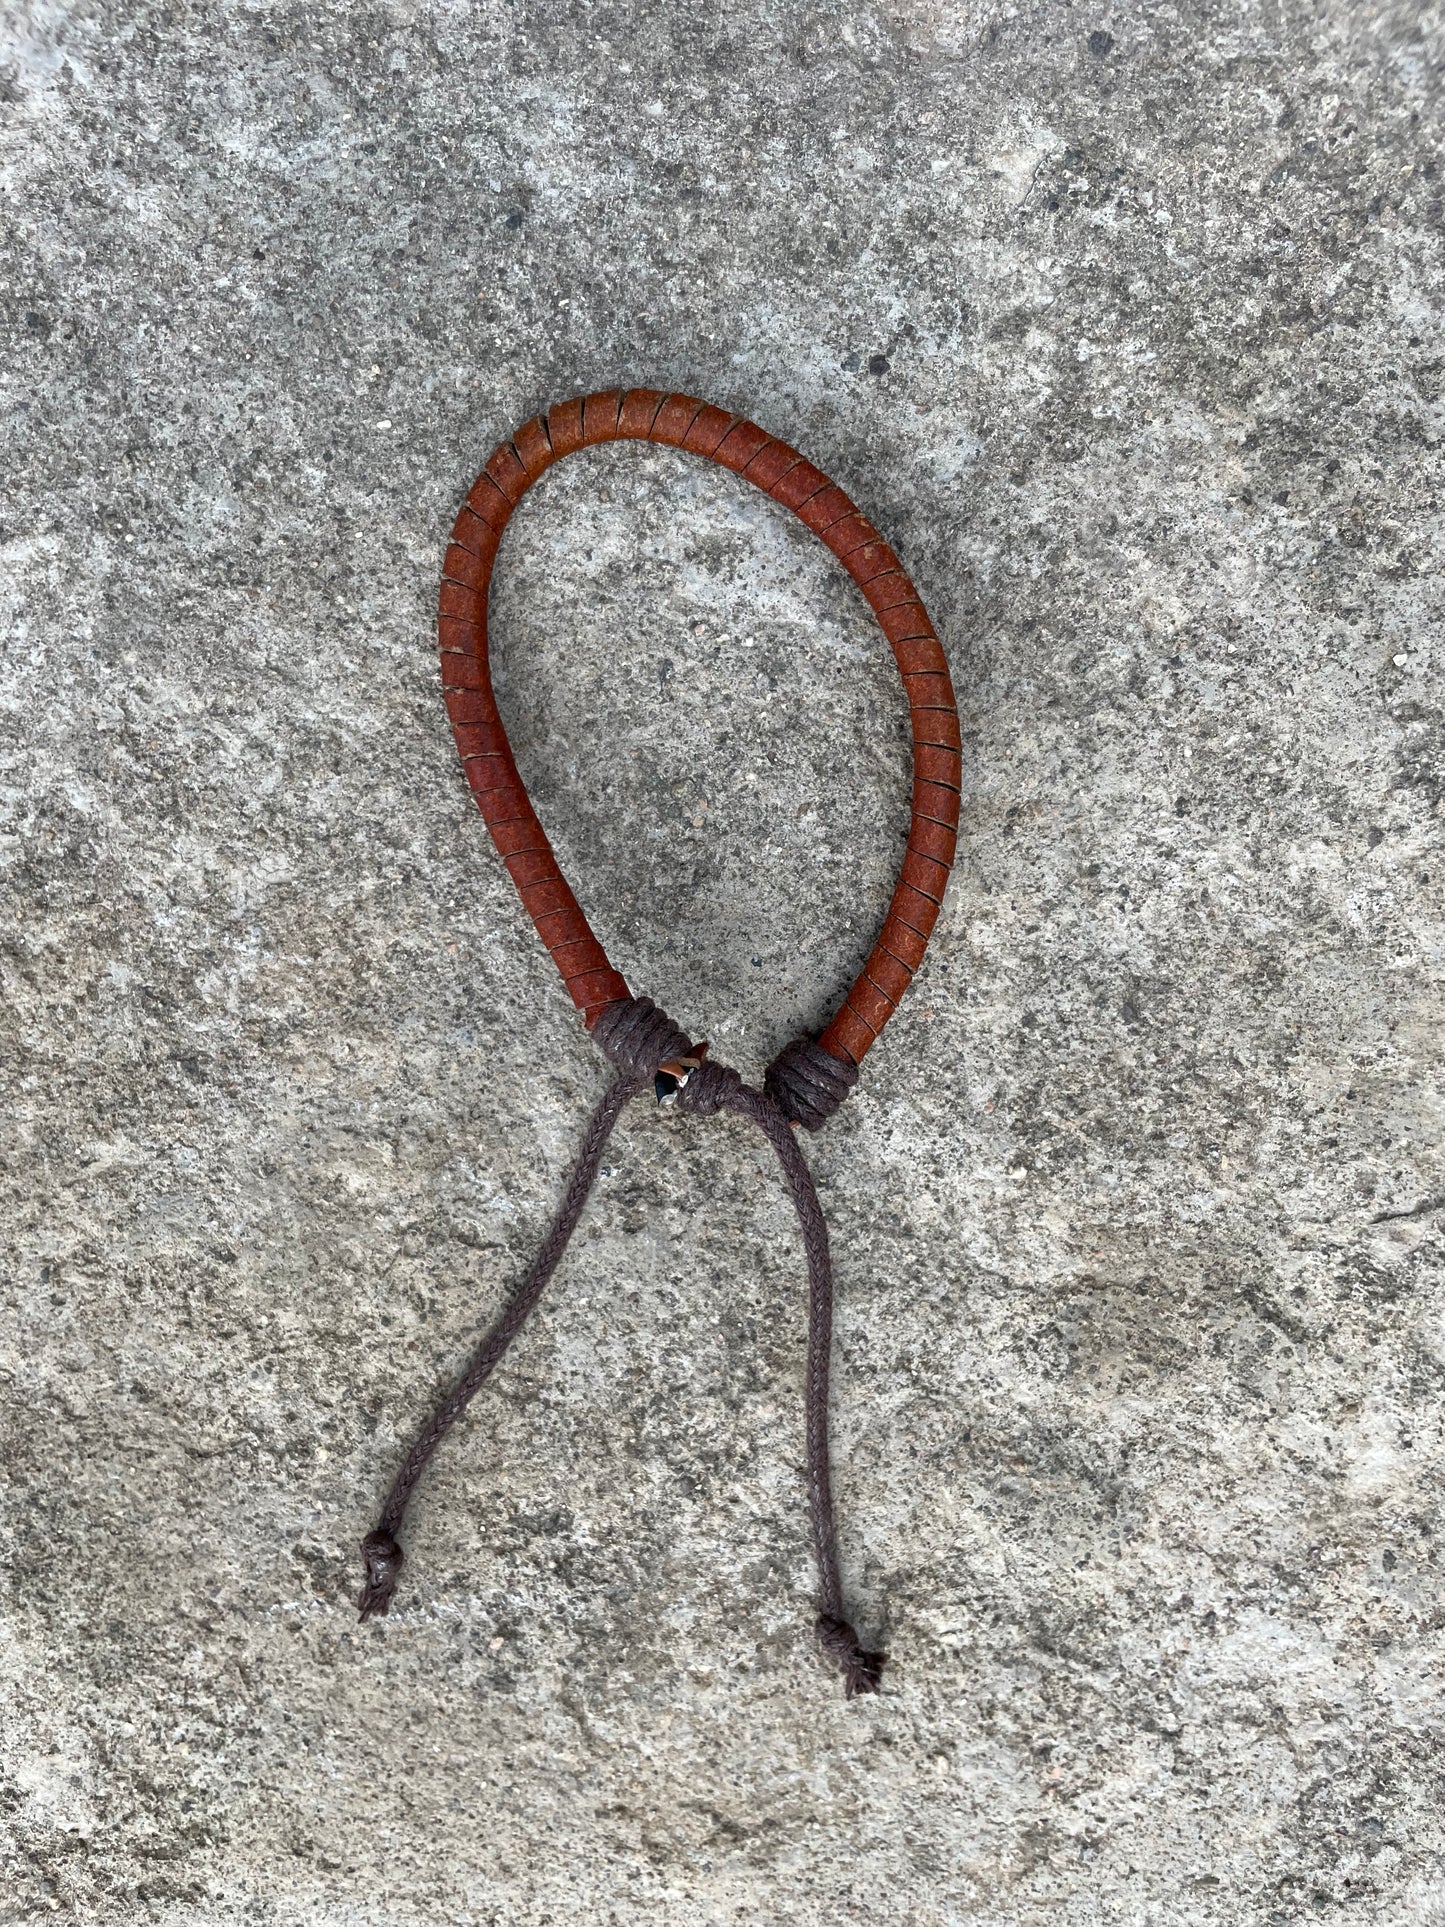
top-left (359, 391), bottom-right (960, 1698)
top-left (438, 387), bottom-right (960, 1081)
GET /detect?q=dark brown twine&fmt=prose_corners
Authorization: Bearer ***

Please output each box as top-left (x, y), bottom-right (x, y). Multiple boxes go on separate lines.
top-left (359, 996), bottom-right (886, 1698)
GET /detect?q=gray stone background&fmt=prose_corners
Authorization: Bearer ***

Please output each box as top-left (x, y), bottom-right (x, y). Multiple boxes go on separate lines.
top-left (2, 0), bottom-right (1442, 1920)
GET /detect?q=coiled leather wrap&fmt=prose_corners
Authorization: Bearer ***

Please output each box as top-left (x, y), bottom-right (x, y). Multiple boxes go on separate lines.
top-left (439, 388), bottom-right (961, 1075)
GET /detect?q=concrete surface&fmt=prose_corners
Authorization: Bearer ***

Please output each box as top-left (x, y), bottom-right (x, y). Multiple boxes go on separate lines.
top-left (2, 1), bottom-right (1443, 1921)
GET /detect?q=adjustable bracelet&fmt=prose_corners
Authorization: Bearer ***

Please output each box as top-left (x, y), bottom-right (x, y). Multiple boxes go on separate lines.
top-left (359, 389), bottom-right (961, 1696)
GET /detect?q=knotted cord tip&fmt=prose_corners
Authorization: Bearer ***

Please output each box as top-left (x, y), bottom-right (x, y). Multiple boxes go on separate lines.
top-left (816, 1614), bottom-right (888, 1697)
top-left (358, 1530), bottom-right (405, 1620)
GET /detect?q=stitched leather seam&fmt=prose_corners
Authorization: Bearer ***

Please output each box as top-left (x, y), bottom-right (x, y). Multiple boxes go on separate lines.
top-left (878, 936), bottom-right (919, 974)
top-left (656, 395), bottom-right (705, 441)
top-left (861, 967), bottom-right (900, 1007)
top-left (840, 993), bottom-right (881, 1041)
top-left (900, 865), bottom-right (946, 905)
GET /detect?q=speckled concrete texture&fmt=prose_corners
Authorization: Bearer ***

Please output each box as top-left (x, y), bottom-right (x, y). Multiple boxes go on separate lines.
top-left (3, 2), bottom-right (1443, 1921)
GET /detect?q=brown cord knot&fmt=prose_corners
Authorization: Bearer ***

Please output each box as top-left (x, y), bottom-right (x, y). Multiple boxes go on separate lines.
top-left (816, 1614), bottom-right (887, 1696)
top-left (358, 1530), bottom-right (405, 1619)
top-left (765, 1037), bottom-right (859, 1131)
top-left (673, 1056), bottom-right (743, 1118)
top-left (591, 996), bottom-right (693, 1078)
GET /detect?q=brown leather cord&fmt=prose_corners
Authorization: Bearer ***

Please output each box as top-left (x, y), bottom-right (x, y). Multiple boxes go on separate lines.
top-left (358, 1069), bottom-right (638, 1617)
top-left (360, 392), bottom-right (958, 1696)
top-left (360, 997), bottom-right (886, 1695)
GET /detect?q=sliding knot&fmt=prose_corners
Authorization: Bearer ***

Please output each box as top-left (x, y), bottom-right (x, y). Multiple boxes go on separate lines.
top-left (591, 996), bottom-right (693, 1078)
top-left (816, 1614), bottom-right (887, 1696)
top-left (672, 1056), bottom-right (743, 1118)
top-left (765, 1037), bottom-right (859, 1131)
top-left (358, 1530), bottom-right (405, 1620)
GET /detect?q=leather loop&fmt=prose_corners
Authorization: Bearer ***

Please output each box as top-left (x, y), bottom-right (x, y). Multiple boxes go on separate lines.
top-left (439, 390), bottom-right (961, 1079)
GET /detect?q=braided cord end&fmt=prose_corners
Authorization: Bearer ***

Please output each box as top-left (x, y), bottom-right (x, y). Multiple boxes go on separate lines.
top-left (359, 1530), bottom-right (405, 1620)
top-left (817, 1614), bottom-right (888, 1696)
top-left (765, 1037), bottom-right (859, 1131)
